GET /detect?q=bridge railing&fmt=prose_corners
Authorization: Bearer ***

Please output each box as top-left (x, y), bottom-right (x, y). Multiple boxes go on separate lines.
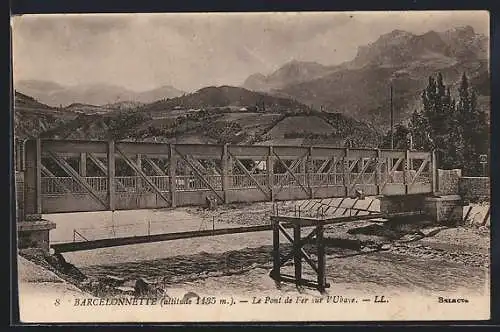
top-left (22, 139), bottom-right (436, 214)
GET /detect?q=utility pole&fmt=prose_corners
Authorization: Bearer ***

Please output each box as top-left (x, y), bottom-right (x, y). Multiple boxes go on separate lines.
top-left (390, 83), bottom-right (394, 150)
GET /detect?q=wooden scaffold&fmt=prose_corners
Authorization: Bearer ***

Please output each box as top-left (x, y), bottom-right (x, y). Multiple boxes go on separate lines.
top-left (270, 205), bottom-right (330, 293)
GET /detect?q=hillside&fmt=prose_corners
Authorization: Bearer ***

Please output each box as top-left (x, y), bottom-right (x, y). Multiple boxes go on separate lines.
top-left (14, 91), bottom-right (78, 139)
top-left (36, 85), bottom-right (381, 147)
top-left (242, 26), bottom-right (490, 130)
top-left (137, 86), bottom-right (313, 115)
top-left (15, 80), bottom-right (185, 107)
top-left (40, 108), bottom-right (381, 148)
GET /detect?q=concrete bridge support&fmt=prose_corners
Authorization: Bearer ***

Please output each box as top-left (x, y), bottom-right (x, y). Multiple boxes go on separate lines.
top-left (16, 140), bottom-right (57, 255)
top-left (379, 167), bottom-right (465, 226)
top-left (379, 194), bottom-right (463, 226)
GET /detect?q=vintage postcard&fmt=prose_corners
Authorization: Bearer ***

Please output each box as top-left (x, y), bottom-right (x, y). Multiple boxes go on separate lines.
top-left (12, 11), bottom-right (490, 323)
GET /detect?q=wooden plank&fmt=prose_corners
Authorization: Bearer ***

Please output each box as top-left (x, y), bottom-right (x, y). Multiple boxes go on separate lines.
top-left (228, 145), bottom-right (270, 158)
top-left (271, 211), bottom-right (425, 227)
top-left (316, 159), bottom-right (331, 173)
top-left (309, 147), bottom-right (345, 159)
top-left (116, 146), bottom-right (171, 205)
top-left (376, 149), bottom-right (381, 195)
top-left (143, 157), bottom-right (167, 176)
top-left (40, 164), bottom-right (71, 193)
top-left (174, 144), bottom-right (223, 158)
top-left (273, 146), bottom-right (309, 158)
top-left (293, 224), bottom-right (302, 286)
top-left (312, 158), bottom-right (341, 196)
top-left (274, 156), bottom-right (305, 191)
top-left (408, 158), bottom-right (429, 187)
top-left (47, 151), bottom-right (108, 208)
top-left (267, 146), bottom-right (274, 201)
top-left (114, 141), bottom-right (170, 156)
top-left (271, 215), bottom-right (280, 279)
top-left (316, 224), bottom-right (326, 292)
top-left (481, 206), bottom-right (490, 226)
top-left (273, 151), bottom-right (309, 195)
top-left (52, 224), bottom-right (272, 253)
top-left (108, 141), bottom-right (115, 210)
top-left (409, 151), bottom-right (431, 159)
top-left (347, 149), bottom-right (377, 158)
top-left (307, 147), bottom-right (313, 199)
top-left (278, 275), bottom-right (325, 289)
top-left (169, 144), bottom-right (177, 207)
top-left (349, 157), bottom-right (372, 192)
top-left (343, 148), bottom-right (350, 197)
top-left (88, 153), bottom-right (126, 191)
top-left (79, 153), bottom-right (87, 176)
top-left (174, 147), bottom-right (224, 202)
top-left (87, 153), bottom-right (108, 175)
top-left (230, 152), bottom-right (270, 199)
top-left (431, 150), bottom-right (438, 194)
top-left (299, 247), bottom-right (319, 275)
top-left (380, 150), bottom-right (406, 159)
top-left (222, 144), bottom-right (229, 204)
top-left (42, 140), bottom-right (108, 154)
top-left (380, 157), bottom-right (404, 190)
top-left (405, 150), bottom-right (410, 194)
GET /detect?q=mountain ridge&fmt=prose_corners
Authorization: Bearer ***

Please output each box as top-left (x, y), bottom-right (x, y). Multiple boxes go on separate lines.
top-left (14, 80), bottom-right (185, 107)
top-left (242, 25), bottom-right (489, 130)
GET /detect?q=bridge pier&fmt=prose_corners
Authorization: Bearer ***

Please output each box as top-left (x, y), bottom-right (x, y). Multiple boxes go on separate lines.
top-left (16, 148), bottom-right (57, 255)
top-left (18, 218), bottom-right (56, 254)
top-left (379, 194), bottom-right (464, 226)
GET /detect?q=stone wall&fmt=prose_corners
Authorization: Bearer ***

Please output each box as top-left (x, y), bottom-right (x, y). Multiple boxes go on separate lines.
top-left (459, 177), bottom-right (490, 203)
top-left (437, 169), bottom-right (462, 195)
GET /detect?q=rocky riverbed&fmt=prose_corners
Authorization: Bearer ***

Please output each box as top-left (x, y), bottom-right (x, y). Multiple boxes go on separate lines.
top-left (19, 204), bottom-right (489, 300)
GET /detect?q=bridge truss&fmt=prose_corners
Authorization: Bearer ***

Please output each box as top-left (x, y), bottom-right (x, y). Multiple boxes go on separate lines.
top-left (20, 139), bottom-right (437, 215)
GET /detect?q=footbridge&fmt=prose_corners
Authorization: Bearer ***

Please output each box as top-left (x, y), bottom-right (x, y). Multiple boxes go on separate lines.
top-left (16, 138), bottom-right (445, 262)
top-left (19, 139), bottom-right (436, 215)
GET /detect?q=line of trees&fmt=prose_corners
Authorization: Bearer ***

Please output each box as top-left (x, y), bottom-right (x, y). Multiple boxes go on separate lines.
top-left (381, 72), bottom-right (489, 176)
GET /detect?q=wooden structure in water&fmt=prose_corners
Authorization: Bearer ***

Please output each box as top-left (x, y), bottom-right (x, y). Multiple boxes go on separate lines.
top-left (269, 205), bottom-right (425, 293)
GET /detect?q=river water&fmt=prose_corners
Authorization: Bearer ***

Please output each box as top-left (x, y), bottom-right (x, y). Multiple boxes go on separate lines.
top-left (44, 205), bottom-right (489, 297)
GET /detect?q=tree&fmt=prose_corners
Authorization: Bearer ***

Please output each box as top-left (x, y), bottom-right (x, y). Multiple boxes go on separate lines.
top-left (456, 73), bottom-right (489, 175)
top-left (409, 73), bottom-right (460, 169)
top-left (406, 72), bottom-right (489, 175)
top-left (381, 124), bottom-right (411, 150)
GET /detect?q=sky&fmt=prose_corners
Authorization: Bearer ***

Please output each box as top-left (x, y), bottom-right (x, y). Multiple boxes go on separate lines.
top-left (12, 11), bottom-right (489, 93)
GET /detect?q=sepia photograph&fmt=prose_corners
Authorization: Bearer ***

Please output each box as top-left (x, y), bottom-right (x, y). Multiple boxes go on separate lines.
top-left (11, 11), bottom-right (490, 323)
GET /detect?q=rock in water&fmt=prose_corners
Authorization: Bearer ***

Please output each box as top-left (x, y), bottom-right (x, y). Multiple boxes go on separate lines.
top-left (134, 278), bottom-right (151, 296)
top-left (46, 253), bottom-right (87, 281)
top-left (116, 286), bottom-right (135, 295)
top-left (183, 291), bottom-right (200, 301)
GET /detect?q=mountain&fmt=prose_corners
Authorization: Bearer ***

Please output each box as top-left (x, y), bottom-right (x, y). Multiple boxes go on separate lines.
top-left (138, 85), bottom-right (313, 115)
top-left (134, 85), bottom-right (185, 104)
top-left (14, 80), bottom-right (185, 107)
top-left (242, 60), bottom-right (336, 92)
top-left (273, 26), bottom-right (490, 130)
